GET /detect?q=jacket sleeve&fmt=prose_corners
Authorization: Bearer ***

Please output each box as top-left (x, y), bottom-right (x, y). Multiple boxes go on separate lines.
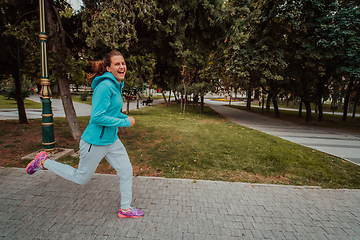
top-left (118, 112), bottom-right (129, 119)
top-left (91, 82), bottom-right (131, 127)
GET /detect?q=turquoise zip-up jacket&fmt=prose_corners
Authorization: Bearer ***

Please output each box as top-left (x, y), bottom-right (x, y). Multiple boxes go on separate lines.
top-left (81, 72), bottom-right (131, 145)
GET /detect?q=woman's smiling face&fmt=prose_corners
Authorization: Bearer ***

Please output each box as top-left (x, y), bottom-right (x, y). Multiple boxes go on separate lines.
top-left (106, 55), bottom-right (127, 83)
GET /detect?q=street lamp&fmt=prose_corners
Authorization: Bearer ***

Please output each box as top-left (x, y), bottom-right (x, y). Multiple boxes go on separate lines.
top-left (39, 0), bottom-right (55, 151)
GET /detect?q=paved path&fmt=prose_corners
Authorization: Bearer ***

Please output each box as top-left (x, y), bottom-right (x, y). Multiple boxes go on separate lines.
top-left (205, 100), bottom-right (360, 166)
top-left (1, 167), bottom-right (359, 240)
top-left (0, 94), bottom-right (163, 120)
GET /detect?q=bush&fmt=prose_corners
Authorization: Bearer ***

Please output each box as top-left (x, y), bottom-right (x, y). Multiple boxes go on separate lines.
top-left (79, 91), bottom-right (88, 101)
top-left (1, 87), bottom-right (31, 100)
top-left (0, 77), bottom-right (34, 101)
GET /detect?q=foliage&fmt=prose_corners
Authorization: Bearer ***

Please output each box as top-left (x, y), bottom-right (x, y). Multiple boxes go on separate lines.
top-left (81, 0), bottom-right (160, 54)
top-left (0, 0), bottom-right (39, 79)
top-left (219, 0), bottom-right (360, 121)
top-left (1, 0), bottom-right (359, 124)
top-left (0, 77), bottom-right (34, 100)
top-left (79, 90), bottom-right (88, 101)
top-left (148, 0), bottom-right (228, 105)
top-left (122, 53), bottom-right (155, 97)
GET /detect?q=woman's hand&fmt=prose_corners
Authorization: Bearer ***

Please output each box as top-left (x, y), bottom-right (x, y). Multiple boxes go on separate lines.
top-left (128, 117), bottom-right (135, 127)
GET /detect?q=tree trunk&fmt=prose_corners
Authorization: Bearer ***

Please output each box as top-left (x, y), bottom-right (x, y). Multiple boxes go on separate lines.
top-left (14, 42), bottom-right (28, 124)
top-left (316, 75), bottom-right (329, 121)
top-left (246, 88), bottom-right (251, 109)
top-left (126, 97), bottom-right (130, 115)
top-left (168, 90), bottom-right (171, 104)
top-left (318, 97), bottom-right (323, 122)
top-left (180, 93), bottom-right (183, 110)
top-left (298, 99), bottom-right (303, 118)
top-left (162, 91), bottom-right (168, 106)
top-left (200, 95), bottom-right (204, 114)
top-left (352, 85), bottom-right (360, 118)
top-left (343, 79), bottom-right (354, 122)
top-left (46, 0), bottom-right (81, 140)
top-left (254, 89), bottom-right (259, 100)
top-left (266, 94), bottom-right (271, 113)
top-left (272, 94), bottom-right (280, 118)
top-left (59, 77), bottom-right (82, 140)
top-left (183, 80), bottom-right (186, 118)
top-left (174, 91), bottom-right (178, 102)
top-left (286, 96), bottom-right (289, 107)
top-left (261, 95), bottom-right (265, 113)
top-left (304, 100), bottom-right (312, 122)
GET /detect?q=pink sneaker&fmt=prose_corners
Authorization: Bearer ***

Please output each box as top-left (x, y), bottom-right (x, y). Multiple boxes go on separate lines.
top-left (26, 151), bottom-right (48, 175)
top-left (118, 207), bottom-right (144, 218)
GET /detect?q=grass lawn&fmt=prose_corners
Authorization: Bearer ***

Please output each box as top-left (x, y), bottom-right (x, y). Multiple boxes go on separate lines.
top-left (71, 93), bottom-right (173, 105)
top-left (273, 100), bottom-right (360, 114)
top-left (221, 98), bottom-right (360, 114)
top-left (150, 95), bottom-right (166, 100)
top-left (0, 93), bottom-right (167, 108)
top-left (0, 95), bottom-right (42, 109)
top-left (4, 103), bottom-right (358, 189)
top-left (229, 104), bottom-right (360, 133)
top-left (71, 94), bottom-right (92, 105)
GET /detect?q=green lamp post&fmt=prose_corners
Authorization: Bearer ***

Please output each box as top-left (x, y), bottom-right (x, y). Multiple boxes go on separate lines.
top-left (39, 0), bottom-right (55, 151)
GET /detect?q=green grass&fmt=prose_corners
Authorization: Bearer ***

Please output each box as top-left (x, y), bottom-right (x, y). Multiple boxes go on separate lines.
top-left (0, 93), bottom-right (167, 108)
top-left (226, 99), bottom-right (360, 114)
top-left (0, 95), bottom-right (42, 109)
top-left (71, 94), bottom-right (92, 105)
top-left (116, 104), bottom-right (360, 189)
top-left (0, 93), bottom-right (93, 108)
top-left (229, 104), bottom-right (360, 133)
top-left (1, 95), bottom-right (359, 188)
top-left (148, 94), bottom-right (172, 100)
top-left (149, 95), bottom-right (164, 100)
top-left (274, 100), bottom-right (360, 114)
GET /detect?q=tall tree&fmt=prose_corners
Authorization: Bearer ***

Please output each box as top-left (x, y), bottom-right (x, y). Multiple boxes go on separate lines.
top-left (144, 0), bottom-right (227, 111)
top-left (318, 1), bottom-right (360, 121)
top-left (82, 0), bottom-right (159, 112)
top-left (0, 0), bottom-right (39, 124)
top-left (44, 0), bottom-right (83, 140)
top-left (226, 0), bottom-right (287, 117)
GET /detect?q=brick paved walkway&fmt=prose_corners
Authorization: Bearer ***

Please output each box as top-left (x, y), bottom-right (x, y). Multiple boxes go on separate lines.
top-left (1, 167), bottom-right (359, 239)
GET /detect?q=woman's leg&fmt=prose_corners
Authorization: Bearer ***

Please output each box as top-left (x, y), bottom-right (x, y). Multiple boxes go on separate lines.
top-left (105, 139), bottom-right (133, 209)
top-left (44, 140), bottom-right (107, 185)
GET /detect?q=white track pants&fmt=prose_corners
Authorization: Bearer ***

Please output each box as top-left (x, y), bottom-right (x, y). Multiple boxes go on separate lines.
top-left (44, 139), bottom-right (133, 209)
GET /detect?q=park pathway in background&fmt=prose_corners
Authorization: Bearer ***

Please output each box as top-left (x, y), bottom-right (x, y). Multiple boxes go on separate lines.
top-left (0, 94), bottom-right (163, 120)
top-left (205, 99), bottom-right (360, 166)
top-left (1, 167), bottom-right (359, 239)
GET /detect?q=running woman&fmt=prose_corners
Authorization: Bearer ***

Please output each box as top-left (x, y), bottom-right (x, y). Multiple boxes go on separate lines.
top-left (26, 50), bottom-right (144, 218)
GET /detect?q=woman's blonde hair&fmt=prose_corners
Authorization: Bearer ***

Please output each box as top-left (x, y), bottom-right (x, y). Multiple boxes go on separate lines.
top-left (86, 50), bottom-right (124, 83)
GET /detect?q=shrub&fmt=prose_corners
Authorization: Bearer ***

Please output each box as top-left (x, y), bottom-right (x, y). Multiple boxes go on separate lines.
top-left (79, 91), bottom-right (88, 101)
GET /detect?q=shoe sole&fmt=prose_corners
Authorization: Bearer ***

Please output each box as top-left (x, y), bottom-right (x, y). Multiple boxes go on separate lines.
top-left (118, 212), bottom-right (143, 218)
top-left (26, 151), bottom-right (46, 174)
top-left (26, 159), bottom-right (37, 174)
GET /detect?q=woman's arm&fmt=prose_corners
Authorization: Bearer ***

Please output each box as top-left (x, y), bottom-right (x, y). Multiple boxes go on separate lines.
top-left (91, 82), bottom-right (131, 127)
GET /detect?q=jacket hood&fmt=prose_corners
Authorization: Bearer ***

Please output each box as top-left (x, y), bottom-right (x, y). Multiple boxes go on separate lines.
top-left (91, 72), bottom-right (124, 90)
